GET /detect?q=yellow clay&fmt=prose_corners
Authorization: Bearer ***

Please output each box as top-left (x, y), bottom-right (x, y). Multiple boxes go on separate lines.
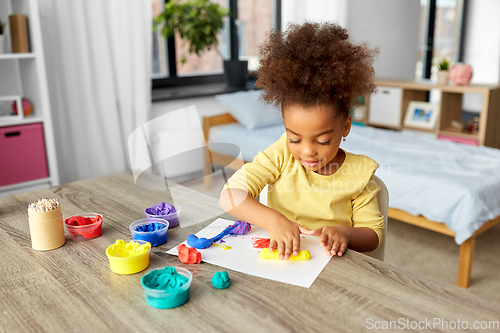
top-left (105, 239), bottom-right (151, 275)
top-left (258, 248), bottom-right (310, 260)
top-left (213, 242), bottom-right (232, 250)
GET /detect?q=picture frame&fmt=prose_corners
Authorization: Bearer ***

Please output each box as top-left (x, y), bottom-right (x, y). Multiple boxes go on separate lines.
top-left (403, 101), bottom-right (440, 130)
top-left (0, 95), bottom-right (22, 122)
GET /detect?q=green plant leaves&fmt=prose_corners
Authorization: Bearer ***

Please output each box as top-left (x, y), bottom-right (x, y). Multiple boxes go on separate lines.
top-left (152, 0), bottom-right (230, 60)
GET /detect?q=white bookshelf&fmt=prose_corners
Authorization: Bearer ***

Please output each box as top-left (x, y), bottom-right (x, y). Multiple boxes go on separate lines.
top-left (0, 0), bottom-right (59, 196)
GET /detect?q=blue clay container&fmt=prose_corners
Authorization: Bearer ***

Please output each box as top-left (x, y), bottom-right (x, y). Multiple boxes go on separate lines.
top-left (129, 218), bottom-right (169, 247)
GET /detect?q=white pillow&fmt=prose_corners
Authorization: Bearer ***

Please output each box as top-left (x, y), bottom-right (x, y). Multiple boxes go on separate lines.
top-left (215, 90), bottom-right (283, 130)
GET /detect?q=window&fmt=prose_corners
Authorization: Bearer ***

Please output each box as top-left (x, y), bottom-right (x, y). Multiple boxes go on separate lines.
top-left (237, 0), bottom-right (275, 71)
top-left (176, 0), bottom-right (228, 77)
top-left (416, 0), bottom-right (467, 80)
top-left (152, 0), bottom-right (168, 78)
top-left (152, 0), bottom-right (281, 88)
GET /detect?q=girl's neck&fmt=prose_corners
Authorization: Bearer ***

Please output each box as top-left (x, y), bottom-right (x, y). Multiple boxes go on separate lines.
top-left (315, 149), bottom-right (346, 176)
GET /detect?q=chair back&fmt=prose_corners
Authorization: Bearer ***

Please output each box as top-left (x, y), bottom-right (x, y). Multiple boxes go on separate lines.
top-left (258, 175), bottom-right (389, 261)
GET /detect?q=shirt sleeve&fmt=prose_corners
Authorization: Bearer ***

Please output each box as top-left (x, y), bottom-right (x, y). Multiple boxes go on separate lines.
top-left (351, 175), bottom-right (385, 248)
top-left (223, 136), bottom-right (286, 199)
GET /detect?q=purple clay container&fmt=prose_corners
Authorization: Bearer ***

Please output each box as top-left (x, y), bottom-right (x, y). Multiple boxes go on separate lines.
top-left (144, 203), bottom-right (181, 228)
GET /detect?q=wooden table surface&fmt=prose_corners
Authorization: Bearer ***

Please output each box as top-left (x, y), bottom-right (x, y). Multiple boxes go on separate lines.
top-left (1, 172), bottom-right (499, 333)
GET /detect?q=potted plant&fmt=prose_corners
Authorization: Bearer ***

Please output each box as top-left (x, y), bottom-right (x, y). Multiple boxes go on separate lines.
top-left (0, 19), bottom-right (6, 54)
top-left (154, 0), bottom-right (248, 87)
top-left (437, 58), bottom-right (450, 85)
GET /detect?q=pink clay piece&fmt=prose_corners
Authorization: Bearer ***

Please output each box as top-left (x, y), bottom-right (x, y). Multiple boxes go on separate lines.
top-left (177, 244), bottom-right (201, 264)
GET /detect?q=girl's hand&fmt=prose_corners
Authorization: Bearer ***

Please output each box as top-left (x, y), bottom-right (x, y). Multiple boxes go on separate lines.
top-left (268, 217), bottom-right (301, 260)
top-left (299, 225), bottom-right (350, 256)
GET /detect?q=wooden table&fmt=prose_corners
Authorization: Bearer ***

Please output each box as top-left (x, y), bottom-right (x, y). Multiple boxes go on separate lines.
top-left (1, 172), bottom-right (499, 332)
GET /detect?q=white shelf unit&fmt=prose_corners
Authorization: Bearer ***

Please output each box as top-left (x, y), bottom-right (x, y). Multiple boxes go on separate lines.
top-left (0, 0), bottom-right (59, 197)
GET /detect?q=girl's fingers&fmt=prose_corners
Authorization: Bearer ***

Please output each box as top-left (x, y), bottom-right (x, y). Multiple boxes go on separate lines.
top-left (284, 244), bottom-right (293, 260)
top-left (319, 232), bottom-right (329, 246)
top-left (337, 242), bottom-right (348, 256)
top-left (293, 235), bottom-right (300, 256)
top-left (299, 226), bottom-right (321, 236)
top-left (331, 241), bottom-right (341, 256)
top-left (269, 239), bottom-right (277, 252)
top-left (298, 225), bottom-right (314, 235)
top-left (277, 241), bottom-right (285, 260)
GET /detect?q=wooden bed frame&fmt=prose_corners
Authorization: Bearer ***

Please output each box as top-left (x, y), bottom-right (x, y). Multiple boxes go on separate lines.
top-left (202, 113), bottom-right (500, 288)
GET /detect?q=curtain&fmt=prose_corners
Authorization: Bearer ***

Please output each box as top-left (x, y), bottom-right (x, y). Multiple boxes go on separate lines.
top-left (38, 0), bottom-right (151, 184)
top-left (282, 0), bottom-right (348, 29)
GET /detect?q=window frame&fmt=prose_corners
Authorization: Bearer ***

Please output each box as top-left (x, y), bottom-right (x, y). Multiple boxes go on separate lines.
top-left (421, 0), bottom-right (467, 79)
top-left (152, 0), bottom-right (282, 89)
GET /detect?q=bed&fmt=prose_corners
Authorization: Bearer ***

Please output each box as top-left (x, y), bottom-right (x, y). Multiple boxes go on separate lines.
top-left (202, 112), bottom-right (500, 288)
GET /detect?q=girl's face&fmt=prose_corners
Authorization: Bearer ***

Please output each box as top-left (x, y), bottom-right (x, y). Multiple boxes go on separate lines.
top-left (283, 104), bottom-right (351, 176)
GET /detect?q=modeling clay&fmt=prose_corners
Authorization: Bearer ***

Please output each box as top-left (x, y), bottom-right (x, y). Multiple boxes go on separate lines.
top-left (177, 244), bottom-right (201, 264)
top-left (229, 221), bottom-right (251, 235)
top-left (145, 202), bottom-right (176, 216)
top-left (187, 220), bottom-right (251, 249)
top-left (212, 271), bottom-right (231, 289)
top-left (65, 214), bottom-right (103, 239)
top-left (134, 222), bottom-right (166, 232)
top-left (107, 239), bottom-right (150, 258)
top-left (258, 248), bottom-right (311, 260)
top-left (213, 243), bottom-right (231, 250)
top-left (65, 215), bottom-right (101, 226)
top-left (142, 267), bottom-right (188, 290)
top-left (141, 267), bottom-right (191, 309)
top-left (251, 237), bottom-right (270, 248)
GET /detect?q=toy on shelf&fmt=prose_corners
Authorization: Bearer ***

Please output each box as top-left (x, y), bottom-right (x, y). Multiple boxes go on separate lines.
top-left (450, 63), bottom-right (473, 86)
top-left (12, 98), bottom-right (33, 117)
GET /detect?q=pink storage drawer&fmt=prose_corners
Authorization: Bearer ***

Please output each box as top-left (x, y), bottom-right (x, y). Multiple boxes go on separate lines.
top-left (0, 123), bottom-right (49, 186)
top-left (438, 135), bottom-right (478, 146)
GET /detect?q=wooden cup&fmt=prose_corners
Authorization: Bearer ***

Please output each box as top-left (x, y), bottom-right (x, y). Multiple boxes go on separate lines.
top-left (28, 206), bottom-right (66, 250)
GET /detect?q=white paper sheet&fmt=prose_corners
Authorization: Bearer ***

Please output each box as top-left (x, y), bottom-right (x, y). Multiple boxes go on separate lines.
top-left (166, 218), bottom-right (333, 288)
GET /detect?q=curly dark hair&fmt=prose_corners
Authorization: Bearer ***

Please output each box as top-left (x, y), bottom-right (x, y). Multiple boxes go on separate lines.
top-left (256, 22), bottom-right (378, 119)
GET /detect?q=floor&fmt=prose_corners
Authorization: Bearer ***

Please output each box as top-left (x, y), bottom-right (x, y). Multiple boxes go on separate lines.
top-left (182, 172), bottom-right (500, 304)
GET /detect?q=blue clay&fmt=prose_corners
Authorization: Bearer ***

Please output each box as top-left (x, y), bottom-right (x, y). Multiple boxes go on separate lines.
top-left (212, 271), bottom-right (230, 289)
top-left (133, 222), bottom-right (168, 247)
top-left (187, 222), bottom-right (247, 249)
top-left (135, 222), bottom-right (166, 232)
top-left (187, 234), bottom-right (212, 249)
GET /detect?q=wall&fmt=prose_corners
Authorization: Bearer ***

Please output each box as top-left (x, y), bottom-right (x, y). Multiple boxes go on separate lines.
top-left (462, 0), bottom-right (500, 85)
top-left (282, 0), bottom-right (420, 81)
top-left (461, 0), bottom-right (500, 112)
top-left (345, 0), bottom-right (420, 80)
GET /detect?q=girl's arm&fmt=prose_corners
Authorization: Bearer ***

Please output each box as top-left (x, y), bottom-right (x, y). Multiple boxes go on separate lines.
top-left (220, 188), bottom-right (301, 260)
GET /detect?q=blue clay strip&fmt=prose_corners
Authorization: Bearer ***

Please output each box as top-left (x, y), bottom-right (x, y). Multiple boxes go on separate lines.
top-left (187, 221), bottom-right (251, 249)
top-left (142, 267), bottom-right (188, 290)
top-left (135, 222), bottom-right (166, 232)
top-left (187, 224), bottom-right (238, 249)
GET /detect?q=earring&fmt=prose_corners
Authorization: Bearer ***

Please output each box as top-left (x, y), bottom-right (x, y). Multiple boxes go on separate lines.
top-left (343, 137), bottom-right (346, 142)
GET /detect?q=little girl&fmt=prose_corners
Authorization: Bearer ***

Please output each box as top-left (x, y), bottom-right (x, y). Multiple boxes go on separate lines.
top-left (219, 22), bottom-right (383, 260)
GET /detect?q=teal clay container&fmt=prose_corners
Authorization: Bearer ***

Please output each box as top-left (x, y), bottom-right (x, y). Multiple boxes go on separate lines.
top-left (141, 267), bottom-right (192, 309)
